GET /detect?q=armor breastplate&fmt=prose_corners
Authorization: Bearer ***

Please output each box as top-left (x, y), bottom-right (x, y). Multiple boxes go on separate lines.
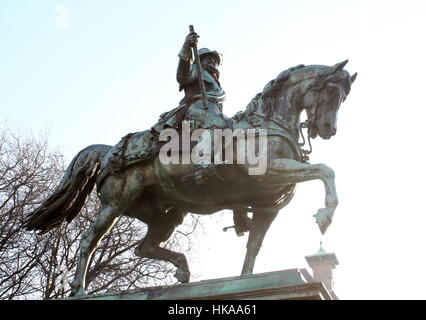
top-left (179, 65), bottom-right (226, 103)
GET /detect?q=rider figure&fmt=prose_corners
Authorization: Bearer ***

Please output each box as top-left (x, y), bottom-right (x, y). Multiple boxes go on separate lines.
top-left (151, 30), bottom-right (251, 236)
top-left (152, 31), bottom-right (228, 139)
top-left (152, 30), bottom-right (230, 179)
top-left (177, 33), bottom-right (226, 125)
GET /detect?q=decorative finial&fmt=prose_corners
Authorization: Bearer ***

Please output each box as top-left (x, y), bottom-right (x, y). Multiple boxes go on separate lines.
top-left (318, 241), bottom-right (326, 254)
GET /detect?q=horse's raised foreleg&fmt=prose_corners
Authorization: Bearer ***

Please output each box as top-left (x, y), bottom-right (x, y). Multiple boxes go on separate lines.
top-left (71, 205), bottom-right (121, 296)
top-left (241, 210), bottom-right (278, 275)
top-left (270, 158), bottom-right (338, 234)
top-left (134, 210), bottom-right (190, 283)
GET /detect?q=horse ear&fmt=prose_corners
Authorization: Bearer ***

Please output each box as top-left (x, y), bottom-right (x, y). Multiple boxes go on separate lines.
top-left (350, 72), bottom-right (358, 84)
top-left (332, 60), bottom-right (349, 73)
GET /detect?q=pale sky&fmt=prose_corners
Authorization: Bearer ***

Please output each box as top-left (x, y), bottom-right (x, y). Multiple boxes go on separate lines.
top-left (2, 0), bottom-right (426, 299)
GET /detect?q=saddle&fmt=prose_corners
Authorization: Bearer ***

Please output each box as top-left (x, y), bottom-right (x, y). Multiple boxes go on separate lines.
top-left (106, 130), bottom-right (156, 174)
top-left (104, 100), bottom-right (231, 184)
top-left (104, 128), bottom-right (233, 189)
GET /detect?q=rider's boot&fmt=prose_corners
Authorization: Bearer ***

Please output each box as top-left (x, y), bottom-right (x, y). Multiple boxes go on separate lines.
top-left (193, 130), bottom-right (213, 185)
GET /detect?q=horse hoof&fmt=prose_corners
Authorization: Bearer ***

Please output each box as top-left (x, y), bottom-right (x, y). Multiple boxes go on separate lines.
top-left (314, 208), bottom-right (332, 235)
top-left (175, 268), bottom-right (190, 283)
top-left (70, 287), bottom-right (87, 297)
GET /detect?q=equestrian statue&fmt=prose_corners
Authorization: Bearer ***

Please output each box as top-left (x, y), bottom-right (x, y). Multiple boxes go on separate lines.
top-left (25, 26), bottom-right (357, 296)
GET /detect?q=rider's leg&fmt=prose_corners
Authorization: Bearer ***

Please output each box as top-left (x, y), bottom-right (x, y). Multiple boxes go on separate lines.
top-left (192, 129), bottom-right (212, 168)
top-left (233, 210), bottom-right (252, 236)
top-left (187, 100), bottom-right (229, 183)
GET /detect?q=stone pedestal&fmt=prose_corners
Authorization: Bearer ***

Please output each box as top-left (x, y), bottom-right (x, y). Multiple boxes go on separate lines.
top-left (67, 269), bottom-right (335, 300)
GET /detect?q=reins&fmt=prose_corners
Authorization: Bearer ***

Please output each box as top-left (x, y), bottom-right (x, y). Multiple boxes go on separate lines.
top-left (298, 100), bottom-right (319, 163)
top-left (299, 119), bottom-right (313, 163)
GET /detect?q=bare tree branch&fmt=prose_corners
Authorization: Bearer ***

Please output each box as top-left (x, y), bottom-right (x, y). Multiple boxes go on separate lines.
top-left (0, 124), bottom-right (200, 299)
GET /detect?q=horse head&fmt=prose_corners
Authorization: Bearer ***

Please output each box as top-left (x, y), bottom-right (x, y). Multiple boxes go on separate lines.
top-left (241, 62), bottom-right (356, 141)
top-left (300, 60), bottom-right (357, 140)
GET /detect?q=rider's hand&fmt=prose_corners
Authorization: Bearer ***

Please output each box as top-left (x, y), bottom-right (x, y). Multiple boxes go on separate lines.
top-left (184, 32), bottom-right (199, 48)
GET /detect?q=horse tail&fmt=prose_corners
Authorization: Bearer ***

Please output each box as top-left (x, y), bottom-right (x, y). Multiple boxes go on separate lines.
top-left (25, 144), bottom-right (112, 234)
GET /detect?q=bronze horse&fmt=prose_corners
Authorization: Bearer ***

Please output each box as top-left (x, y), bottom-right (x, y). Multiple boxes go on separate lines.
top-left (25, 61), bottom-right (357, 296)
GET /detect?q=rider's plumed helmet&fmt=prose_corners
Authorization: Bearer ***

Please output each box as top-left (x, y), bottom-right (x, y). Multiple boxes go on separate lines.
top-left (198, 48), bottom-right (223, 65)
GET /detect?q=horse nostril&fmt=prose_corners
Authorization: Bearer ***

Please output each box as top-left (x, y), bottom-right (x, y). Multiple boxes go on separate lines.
top-left (323, 123), bottom-right (336, 136)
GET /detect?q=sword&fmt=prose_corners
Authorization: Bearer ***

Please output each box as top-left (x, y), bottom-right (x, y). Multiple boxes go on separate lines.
top-left (189, 25), bottom-right (209, 110)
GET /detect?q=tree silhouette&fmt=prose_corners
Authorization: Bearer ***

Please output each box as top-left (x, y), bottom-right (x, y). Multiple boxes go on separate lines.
top-left (0, 125), bottom-right (198, 299)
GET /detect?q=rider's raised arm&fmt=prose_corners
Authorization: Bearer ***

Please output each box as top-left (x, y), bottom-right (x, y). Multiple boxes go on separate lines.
top-left (176, 32), bottom-right (198, 90)
top-left (177, 49), bottom-right (191, 88)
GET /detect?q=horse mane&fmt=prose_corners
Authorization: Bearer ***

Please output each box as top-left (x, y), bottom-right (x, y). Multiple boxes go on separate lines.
top-left (233, 64), bottom-right (307, 121)
top-left (261, 64), bottom-right (306, 98)
top-left (233, 64), bottom-right (352, 122)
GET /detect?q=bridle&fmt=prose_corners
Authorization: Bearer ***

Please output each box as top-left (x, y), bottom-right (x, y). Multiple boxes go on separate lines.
top-left (299, 90), bottom-right (320, 163)
top-left (248, 61), bottom-right (354, 164)
top-left (297, 60), bottom-right (354, 163)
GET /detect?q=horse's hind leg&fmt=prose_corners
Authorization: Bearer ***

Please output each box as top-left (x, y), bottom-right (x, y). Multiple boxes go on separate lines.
top-left (134, 209), bottom-right (190, 283)
top-left (71, 205), bottom-right (121, 296)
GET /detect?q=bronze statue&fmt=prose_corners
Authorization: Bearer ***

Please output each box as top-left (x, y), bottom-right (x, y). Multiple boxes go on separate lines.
top-left (152, 29), bottom-right (227, 134)
top-left (24, 27), bottom-right (357, 296)
top-left (152, 29), bottom-right (228, 172)
top-left (151, 27), bottom-right (251, 232)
